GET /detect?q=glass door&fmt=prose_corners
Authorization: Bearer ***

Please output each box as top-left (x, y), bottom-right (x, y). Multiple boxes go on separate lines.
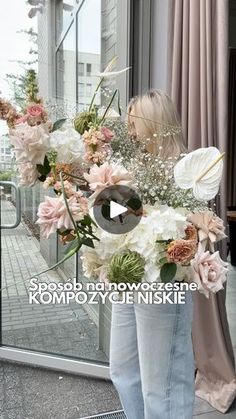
top-left (0, 0), bottom-right (130, 376)
top-left (0, 162), bottom-right (110, 377)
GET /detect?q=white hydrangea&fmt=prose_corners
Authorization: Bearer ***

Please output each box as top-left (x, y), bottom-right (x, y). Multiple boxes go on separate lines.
top-left (80, 203), bottom-right (189, 284)
top-left (49, 122), bottom-right (85, 164)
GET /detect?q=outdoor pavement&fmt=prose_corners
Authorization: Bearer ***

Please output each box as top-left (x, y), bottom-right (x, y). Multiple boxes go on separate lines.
top-left (1, 199), bottom-right (107, 362)
top-left (0, 199), bottom-right (236, 418)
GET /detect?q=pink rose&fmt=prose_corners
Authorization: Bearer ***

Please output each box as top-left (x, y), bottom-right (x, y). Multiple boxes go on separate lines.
top-left (190, 243), bottom-right (228, 298)
top-left (27, 103), bottom-right (46, 118)
top-left (187, 210), bottom-right (227, 252)
top-left (18, 162), bottom-right (39, 187)
top-left (9, 122), bottom-right (49, 165)
top-left (53, 180), bottom-right (75, 197)
top-left (83, 161), bottom-right (134, 198)
top-left (100, 126), bottom-right (114, 142)
top-left (22, 103), bottom-right (48, 126)
top-left (167, 239), bottom-right (197, 265)
top-left (36, 194), bottom-right (88, 239)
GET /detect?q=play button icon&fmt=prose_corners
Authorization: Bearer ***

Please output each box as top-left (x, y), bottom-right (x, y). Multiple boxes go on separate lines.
top-left (110, 201), bottom-right (128, 219)
top-left (93, 185), bottom-right (143, 234)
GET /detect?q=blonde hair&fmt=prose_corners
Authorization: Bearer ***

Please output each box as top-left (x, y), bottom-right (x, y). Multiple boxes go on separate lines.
top-left (127, 89), bottom-right (187, 159)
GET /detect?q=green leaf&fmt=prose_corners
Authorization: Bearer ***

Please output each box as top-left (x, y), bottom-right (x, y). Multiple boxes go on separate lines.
top-left (37, 155), bottom-right (51, 176)
top-left (159, 257), bottom-right (168, 265)
top-left (38, 174), bottom-right (46, 182)
top-left (81, 237), bottom-right (95, 248)
top-left (160, 263), bottom-right (177, 283)
top-left (80, 215), bottom-right (92, 226)
top-left (100, 89), bottom-right (118, 123)
top-left (52, 118), bottom-right (66, 132)
top-left (63, 239), bottom-right (80, 255)
top-left (117, 89), bottom-right (122, 116)
top-left (58, 229), bottom-right (72, 236)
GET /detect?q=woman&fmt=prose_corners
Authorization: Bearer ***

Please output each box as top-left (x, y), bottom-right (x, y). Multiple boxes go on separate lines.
top-left (109, 90), bottom-right (195, 419)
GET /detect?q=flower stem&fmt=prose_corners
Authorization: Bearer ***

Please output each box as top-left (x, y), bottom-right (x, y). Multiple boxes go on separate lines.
top-left (89, 77), bottom-right (104, 112)
top-left (100, 89), bottom-right (118, 124)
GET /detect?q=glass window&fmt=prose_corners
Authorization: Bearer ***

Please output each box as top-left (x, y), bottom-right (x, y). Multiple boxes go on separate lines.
top-left (77, 0), bottom-right (102, 108)
top-left (86, 83), bottom-right (92, 96)
top-left (86, 63), bottom-right (92, 76)
top-left (56, 0), bottom-right (76, 41)
top-left (78, 62), bottom-right (84, 76)
top-left (56, 22), bottom-right (76, 104)
top-left (55, 0), bottom-right (126, 110)
top-left (78, 83), bottom-right (84, 96)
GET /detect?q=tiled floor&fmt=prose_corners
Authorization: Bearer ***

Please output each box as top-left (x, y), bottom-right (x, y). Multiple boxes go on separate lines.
top-left (1, 199), bottom-right (108, 362)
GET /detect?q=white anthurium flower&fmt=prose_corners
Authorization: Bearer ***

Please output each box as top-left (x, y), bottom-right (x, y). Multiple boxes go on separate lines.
top-left (94, 67), bottom-right (131, 78)
top-left (93, 55), bottom-right (131, 79)
top-left (174, 147), bottom-right (224, 201)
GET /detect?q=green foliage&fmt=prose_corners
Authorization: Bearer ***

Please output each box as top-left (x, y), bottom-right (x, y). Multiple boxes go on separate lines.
top-left (37, 156), bottom-right (51, 175)
top-left (6, 69), bottom-right (39, 111)
top-left (5, 26), bottom-right (39, 110)
top-left (107, 250), bottom-right (145, 284)
top-left (52, 118), bottom-right (66, 132)
top-left (160, 263), bottom-right (177, 283)
top-left (74, 111), bottom-right (96, 134)
top-left (0, 171), bottom-right (13, 181)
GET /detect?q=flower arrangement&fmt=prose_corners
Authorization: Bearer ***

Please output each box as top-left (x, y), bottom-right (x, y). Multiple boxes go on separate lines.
top-left (0, 61), bottom-right (228, 298)
top-left (81, 147), bottom-right (228, 298)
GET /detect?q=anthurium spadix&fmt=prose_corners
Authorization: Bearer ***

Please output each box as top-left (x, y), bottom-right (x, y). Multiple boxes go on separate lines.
top-left (174, 147), bottom-right (225, 201)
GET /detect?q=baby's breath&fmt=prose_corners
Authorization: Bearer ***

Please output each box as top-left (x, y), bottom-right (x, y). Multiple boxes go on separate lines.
top-left (107, 121), bottom-right (208, 212)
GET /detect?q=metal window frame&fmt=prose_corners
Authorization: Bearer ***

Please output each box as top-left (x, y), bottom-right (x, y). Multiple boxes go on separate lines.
top-left (0, 347), bottom-right (110, 379)
top-left (129, 0), bottom-right (152, 97)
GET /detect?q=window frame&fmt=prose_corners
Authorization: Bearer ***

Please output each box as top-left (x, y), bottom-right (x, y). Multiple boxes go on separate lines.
top-left (51, 0), bottom-right (152, 108)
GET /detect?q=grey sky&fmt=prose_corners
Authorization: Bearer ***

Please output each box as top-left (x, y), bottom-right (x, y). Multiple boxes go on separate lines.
top-left (0, 1), bottom-right (37, 135)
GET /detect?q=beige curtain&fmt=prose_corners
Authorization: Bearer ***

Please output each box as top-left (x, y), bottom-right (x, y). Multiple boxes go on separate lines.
top-left (228, 49), bottom-right (236, 207)
top-left (167, 0), bottom-right (236, 413)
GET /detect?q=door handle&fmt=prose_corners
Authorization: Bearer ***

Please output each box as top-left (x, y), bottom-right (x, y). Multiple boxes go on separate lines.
top-left (0, 181), bottom-right (21, 229)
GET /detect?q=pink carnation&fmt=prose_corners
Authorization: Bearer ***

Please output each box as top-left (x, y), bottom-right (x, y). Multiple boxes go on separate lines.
top-left (83, 162), bottom-right (134, 198)
top-left (190, 243), bottom-right (228, 298)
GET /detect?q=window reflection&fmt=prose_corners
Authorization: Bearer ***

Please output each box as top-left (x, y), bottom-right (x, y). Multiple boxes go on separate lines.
top-left (77, 0), bottom-right (101, 112)
top-left (56, 0), bottom-right (76, 41)
top-left (56, 22), bottom-right (76, 104)
top-left (55, 0), bottom-right (118, 110)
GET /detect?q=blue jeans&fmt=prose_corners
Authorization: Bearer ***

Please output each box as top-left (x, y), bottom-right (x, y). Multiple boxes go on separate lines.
top-left (109, 289), bottom-right (195, 419)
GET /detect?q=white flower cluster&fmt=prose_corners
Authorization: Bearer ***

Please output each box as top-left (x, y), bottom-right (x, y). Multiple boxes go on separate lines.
top-left (49, 122), bottom-right (86, 164)
top-left (81, 204), bottom-right (189, 284)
